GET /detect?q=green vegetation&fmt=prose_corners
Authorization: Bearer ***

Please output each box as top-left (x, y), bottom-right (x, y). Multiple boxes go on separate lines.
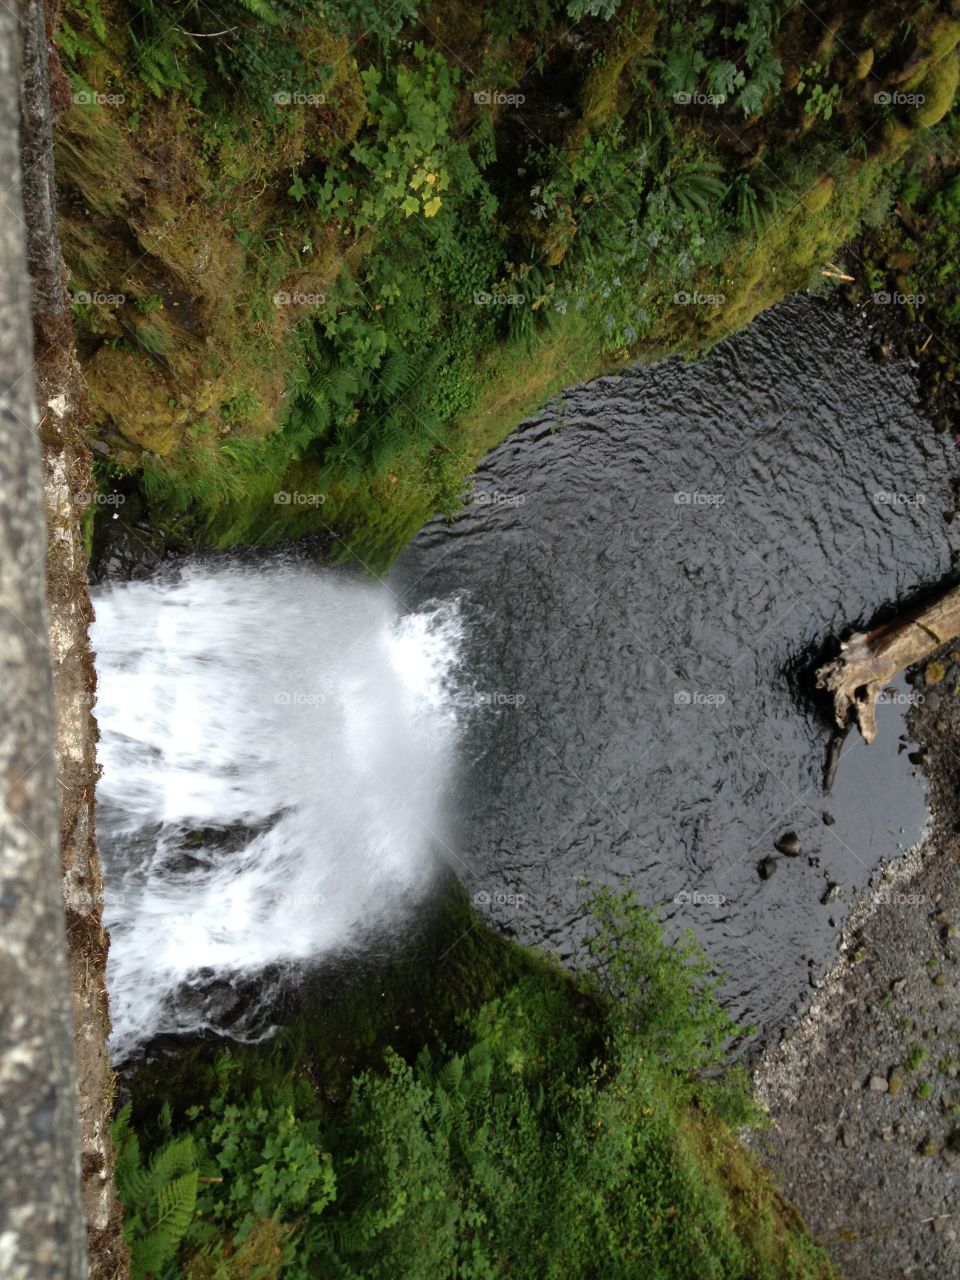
top-left (54, 0), bottom-right (960, 570)
top-left (906, 1044), bottom-right (928, 1071)
top-left (115, 890), bottom-right (834, 1279)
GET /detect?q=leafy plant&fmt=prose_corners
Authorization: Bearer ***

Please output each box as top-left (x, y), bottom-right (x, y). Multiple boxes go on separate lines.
top-left (113, 1103), bottom-right (200, 1278)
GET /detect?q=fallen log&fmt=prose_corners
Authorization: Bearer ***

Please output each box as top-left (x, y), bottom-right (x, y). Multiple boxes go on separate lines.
top-left (816, 584), bottom-right (960, 743)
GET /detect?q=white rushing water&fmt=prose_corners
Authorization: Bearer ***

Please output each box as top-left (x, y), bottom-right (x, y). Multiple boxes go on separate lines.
top-left (91, 562), bottom-right (463, 1060)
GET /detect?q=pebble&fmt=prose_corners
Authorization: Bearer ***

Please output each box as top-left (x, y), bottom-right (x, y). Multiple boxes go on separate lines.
top-left (775, 831), bottom-right (802, 856)
top-left (822, 883), bottom-right (844, 905)
top-left (822, 811), bottom-right (835, 826)
top-left (758, 856), bottom-right (778, 880)
top-left (868, 1075), bottom-right (889, 1092)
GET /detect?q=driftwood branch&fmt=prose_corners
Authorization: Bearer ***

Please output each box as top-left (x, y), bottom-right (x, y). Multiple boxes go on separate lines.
top-left (817, 584), bottom-right (960, 743)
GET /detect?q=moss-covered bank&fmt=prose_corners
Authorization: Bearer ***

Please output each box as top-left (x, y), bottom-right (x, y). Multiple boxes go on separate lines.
top-left (116, 883), bottom-right (838, 1279)
top-left (56, 0), bottom-right (960, 571)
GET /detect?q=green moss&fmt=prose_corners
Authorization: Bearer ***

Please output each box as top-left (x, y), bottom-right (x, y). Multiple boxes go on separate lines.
top-left (913, 53), bottom-right (960, 128)
top-left (854, 48), bottom-right (875, 80)
top-left (803, 173), bottom-right (835, 212)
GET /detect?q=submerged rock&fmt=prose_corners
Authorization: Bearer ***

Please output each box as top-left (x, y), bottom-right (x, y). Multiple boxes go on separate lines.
top-left (758, 856), bottom-right (778, 880)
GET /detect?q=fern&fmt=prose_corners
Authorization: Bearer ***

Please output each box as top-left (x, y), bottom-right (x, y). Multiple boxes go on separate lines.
top-left (113, 1104), bottom-right (199, 1279)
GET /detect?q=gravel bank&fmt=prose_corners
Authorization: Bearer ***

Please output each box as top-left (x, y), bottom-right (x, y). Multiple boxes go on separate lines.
top-left (750, 641), bottom-right (960, 1279)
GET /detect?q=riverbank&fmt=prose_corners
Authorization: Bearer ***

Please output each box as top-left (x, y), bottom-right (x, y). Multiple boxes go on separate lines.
top-left (56, 0), bottom-right (960, 571)
top-left (115, 879), bottom-right (838, 1279)
top-left (750, 641), bottom-right (960, 1278)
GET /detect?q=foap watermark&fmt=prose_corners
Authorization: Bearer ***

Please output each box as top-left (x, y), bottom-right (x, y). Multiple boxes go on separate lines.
top-left (871, 891), bottom-right (927, 907)
top-left (273, 290), bottom-right (326, 307)
top-left (473, 489), bottom-right (525, 507)
top-left (474, 290), bottom-right (526, 306)
top-left (274, 691), bottom-right (326, 706)
top-left (876, 688), bottom-right (925, 707)
top-left (674, 689), bottom-right (726, 707)
top-left (72, 490), bottom-right (125, 509)
top-left (269, 889), bottom-right (327, 908)
top-left (874, 490), bottom-right (926, 507)
top-left (274, 490), bottom-right (325, 506)
top-left (273, 90), bottom-right (326, 106)
top-left (473, 889), bottom-right (526, 908)
top-left (474, 690), bottom-right (527, 708)
top-left (474, 89), bottom-right (525, 107)
top-left (674, 290), bottom-right (725, 306)
top-left (674, 490), bottom-right (725, 507)
top-left (873, 290), bottom-right (925, 306)
top-left (673, 91), bottom-right (726, 106)
top-left (73, 89), bottom-right (124, 107)
top-left (874, 90), bottom-right (926, 108)
top-left (71, 290), bottom-right (126, 306)
top-left (673, 889), bottom-right (727, 907)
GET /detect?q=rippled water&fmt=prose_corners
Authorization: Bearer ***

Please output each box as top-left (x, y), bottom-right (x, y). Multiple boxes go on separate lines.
top-left (392, 297), bottom-right (959, 1037)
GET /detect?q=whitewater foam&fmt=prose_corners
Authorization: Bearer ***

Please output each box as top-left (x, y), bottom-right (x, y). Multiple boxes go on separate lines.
top-left (91, 562), bottom-right (462, 1060)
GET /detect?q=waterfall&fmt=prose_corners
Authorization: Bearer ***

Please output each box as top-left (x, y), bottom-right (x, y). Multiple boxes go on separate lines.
top-left (91, 561), bottom-right (462, 1060)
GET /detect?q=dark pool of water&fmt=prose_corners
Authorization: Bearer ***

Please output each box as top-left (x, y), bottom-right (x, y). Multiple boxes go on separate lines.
top-left (392, 296), bottom-right (960, 1041)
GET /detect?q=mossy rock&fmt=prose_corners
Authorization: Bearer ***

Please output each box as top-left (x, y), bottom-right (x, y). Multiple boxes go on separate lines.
top-left (854, 48), bottom-right (875, 80)
top-left (803, 175), bottom-right (835, 213)
top-left (913, 53), bottom-right (960, 128)
top-left (928, 16), bottom-right (960, 61)
top-left (899, 18), bottom-right (960, 90)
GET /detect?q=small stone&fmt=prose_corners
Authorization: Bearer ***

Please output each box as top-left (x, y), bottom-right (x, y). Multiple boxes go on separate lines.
top-left (822, 811), bottom-right (835, 826)
top-left (775, 831), bottom-right (802, 856)
top-left (888, 1072), bottom-right (905, 1097)
top-left (868, 1074), bottom-right (889, 1092)
top-left (920, 1137), bottom-right (939, 1157)
top-left (935, 973), bottom-right (946, 987)
top-left (758, 856), bottom-right (778, 880)
top-left (927, 661), bottom-right (947, 686)
top-left (891, 977), bottom-right (907, 994)
top-left (822, 883), bottom-right (844, 906)
top-left (925, 690), bottom-right (942, 713)
top-left (880, 1125), bottom-right (895, 1141)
